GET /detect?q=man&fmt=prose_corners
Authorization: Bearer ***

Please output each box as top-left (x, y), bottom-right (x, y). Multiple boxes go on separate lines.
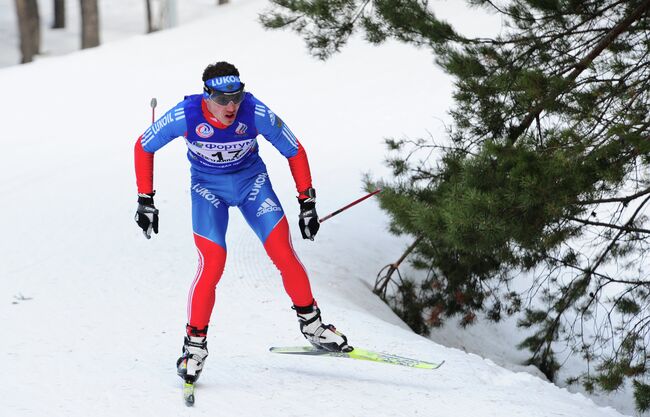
top-left (133, 61), bottom-right (352, 382)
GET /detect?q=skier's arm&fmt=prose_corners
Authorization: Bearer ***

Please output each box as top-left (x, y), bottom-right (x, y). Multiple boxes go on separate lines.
top-left (288, 145), bottom-right (313, 200)
top-left (251, 96), bottom-right (312, 197)
top-left (252, 95), bottom-right (319, 239)
top-left (133, 102), bottom-right (187, 238)
top-left (134, 140), bottom-right (155, 194)
top-left (134, 103), bottom-right (188, 194)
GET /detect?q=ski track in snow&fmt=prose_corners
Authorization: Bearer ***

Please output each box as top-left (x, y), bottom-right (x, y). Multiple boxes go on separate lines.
top-left (0, 1), bottom-right (636, 416)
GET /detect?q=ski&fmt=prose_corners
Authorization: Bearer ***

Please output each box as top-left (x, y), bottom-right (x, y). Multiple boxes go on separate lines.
top-left (183, 380), bottom-right (195, 406)
top-left (270, 346), bottom-right (444, 369)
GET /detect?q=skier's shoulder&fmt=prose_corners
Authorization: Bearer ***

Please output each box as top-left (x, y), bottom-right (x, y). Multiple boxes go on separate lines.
top-left (180, 94), bottom-right (203, 112)
top-left (156, 95), bottom-right (199, 120)
top-left (245, 92), bottom-right (276, 129)
top-left (244, 91), bottom-right (267, 111)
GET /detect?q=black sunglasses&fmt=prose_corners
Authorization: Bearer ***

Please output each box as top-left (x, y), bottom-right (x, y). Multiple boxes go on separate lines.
top-left (203, 84), bottom-right (246, 105)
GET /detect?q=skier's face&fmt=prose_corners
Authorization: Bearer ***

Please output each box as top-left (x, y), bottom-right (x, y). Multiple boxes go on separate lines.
top-left (206, 97), bottom-right (241, 126)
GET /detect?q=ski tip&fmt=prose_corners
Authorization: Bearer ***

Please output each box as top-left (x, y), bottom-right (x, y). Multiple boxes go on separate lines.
top-left (419, 360), bottom-right (445, 370)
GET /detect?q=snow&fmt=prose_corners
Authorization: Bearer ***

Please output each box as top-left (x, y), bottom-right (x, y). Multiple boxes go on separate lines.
top-left (0, 0), bottom-right (635, 416)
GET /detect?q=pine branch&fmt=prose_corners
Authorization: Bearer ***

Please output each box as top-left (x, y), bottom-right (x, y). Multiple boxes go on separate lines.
top-left (567, 216), bottom-right (650, 234)
top-left (507, 0), bottom-right (650, 145)
top-left (577, 186), bottom-right (650, 205)
top-left (545, 254), bottom-right (614, 282)
top-left (526, 194), bottom-right (650, 371)
top-left (606, 278), bottom-right (650, 288)
top-left (585, 194), bottom-right (650, 280)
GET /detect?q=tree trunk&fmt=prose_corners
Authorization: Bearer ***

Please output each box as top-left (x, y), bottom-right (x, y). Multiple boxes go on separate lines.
top-left (80, 0), bottom-right (99, 49)
top-left (14, 0), bottom-right (40, 63)
top-left (145, 0), bottom-right (154, 33)
top-left (52, 0), bottom-right (65, 28)
top-left (33, 0), bottom-right (40, 53)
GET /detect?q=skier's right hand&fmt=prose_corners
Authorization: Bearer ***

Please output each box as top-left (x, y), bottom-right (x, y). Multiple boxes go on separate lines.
top-left (135, 192), bottom-right (159, 239)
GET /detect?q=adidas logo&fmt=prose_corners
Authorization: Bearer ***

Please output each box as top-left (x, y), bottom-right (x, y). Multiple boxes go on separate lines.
top-left (256, 198), bottom-right (282, 217)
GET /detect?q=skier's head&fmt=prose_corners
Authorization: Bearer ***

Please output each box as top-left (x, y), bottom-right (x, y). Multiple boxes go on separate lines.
top-left (202, 61), bottom-right (245, 126)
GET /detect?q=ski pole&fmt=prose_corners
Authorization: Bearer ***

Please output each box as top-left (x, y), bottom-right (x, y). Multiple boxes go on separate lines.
top-left (151, 97), bottom-right (157, 123)
top-left (319, 189), bottom-right (382, 223)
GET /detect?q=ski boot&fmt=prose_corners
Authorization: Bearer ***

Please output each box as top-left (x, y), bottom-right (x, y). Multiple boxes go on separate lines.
top-left (176, 326), bottom-right (209, 382)
top-left (294, 303), bottom-right (353, 352)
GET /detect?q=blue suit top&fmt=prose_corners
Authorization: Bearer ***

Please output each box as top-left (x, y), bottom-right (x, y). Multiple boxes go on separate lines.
top-left (140, 93), bottom-right (301, 174)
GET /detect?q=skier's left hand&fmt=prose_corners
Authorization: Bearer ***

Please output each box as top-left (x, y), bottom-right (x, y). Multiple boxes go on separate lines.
top-left (298, 188), bottom-right (319, 240)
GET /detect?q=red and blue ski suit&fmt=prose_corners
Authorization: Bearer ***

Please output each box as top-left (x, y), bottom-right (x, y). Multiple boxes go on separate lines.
top-left (134, 93), bottom-right (315, 332)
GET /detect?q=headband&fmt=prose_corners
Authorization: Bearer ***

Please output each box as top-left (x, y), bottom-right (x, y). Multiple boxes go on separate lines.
top-left (204, 75), bottom-right (243, 92)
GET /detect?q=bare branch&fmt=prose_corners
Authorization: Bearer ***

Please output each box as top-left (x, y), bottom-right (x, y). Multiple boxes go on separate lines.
top-left (567, 216), bottom-right (650, 234)
top-left (507, 0), bottom-right (650, 145)
top-left (577, 186), bottom-right (650, 205)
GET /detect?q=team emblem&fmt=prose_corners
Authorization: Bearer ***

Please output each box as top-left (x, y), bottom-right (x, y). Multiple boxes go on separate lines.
top-left (196, 123), bottom-right (214, 138)
top-left (235, 122), bottom-right (248, 135)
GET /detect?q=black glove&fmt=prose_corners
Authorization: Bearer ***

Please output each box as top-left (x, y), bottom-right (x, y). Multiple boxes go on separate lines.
top-left (298, 188), bottom-right (319, 240)
top-left (135, 192), bottom-right (159, 239)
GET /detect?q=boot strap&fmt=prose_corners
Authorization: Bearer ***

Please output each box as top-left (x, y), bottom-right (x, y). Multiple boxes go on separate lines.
top-left (186, 339), bottom-right (207, 349)
top-left (186, 324), bottom-right (209, 337)
top-left (187, 352), bottom-right (206, 364)
top-left (298, 309), bottom-right (322, 326)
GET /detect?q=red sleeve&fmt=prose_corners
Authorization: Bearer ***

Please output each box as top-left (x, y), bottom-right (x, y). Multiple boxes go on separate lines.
top-left (287, 142), bottom-right (313, 198)
top-left (134, 136), bottom-right (155, 194)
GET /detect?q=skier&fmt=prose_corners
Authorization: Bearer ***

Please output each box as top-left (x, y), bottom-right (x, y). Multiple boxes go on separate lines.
top-left (133, 61), bottom-right (352, 382)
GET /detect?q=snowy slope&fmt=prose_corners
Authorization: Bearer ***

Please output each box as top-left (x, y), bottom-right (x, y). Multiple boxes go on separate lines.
top-left (0, 1), bottom-right (630, 416)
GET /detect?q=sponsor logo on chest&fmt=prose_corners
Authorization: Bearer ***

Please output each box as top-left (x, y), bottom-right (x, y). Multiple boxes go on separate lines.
top-left (191, 139), bottom-right (254, 152)
top-left (186, 137), bottom-right (256, 165)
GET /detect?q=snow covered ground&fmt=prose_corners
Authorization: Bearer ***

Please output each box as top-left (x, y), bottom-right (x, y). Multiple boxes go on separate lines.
top-left (0, 0), bottom-right (638, 416)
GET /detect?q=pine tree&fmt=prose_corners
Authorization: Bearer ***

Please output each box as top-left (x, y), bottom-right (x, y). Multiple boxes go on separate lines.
top-left (262, 0), bottom-right (650, 410)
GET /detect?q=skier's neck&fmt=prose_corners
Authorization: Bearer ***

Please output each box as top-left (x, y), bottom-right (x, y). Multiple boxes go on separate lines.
top-left (201, 100), bottom-right (229, 129)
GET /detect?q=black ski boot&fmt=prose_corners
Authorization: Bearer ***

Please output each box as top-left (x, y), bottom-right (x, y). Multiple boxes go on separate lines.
top-left (176, 325), bottom-right (209, 382)
top-left (294, 303), bottom-right (352, 352)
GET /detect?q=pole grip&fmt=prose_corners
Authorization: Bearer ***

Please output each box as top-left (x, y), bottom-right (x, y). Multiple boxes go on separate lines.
top-left (150, 97), bottom-right (157, 123)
